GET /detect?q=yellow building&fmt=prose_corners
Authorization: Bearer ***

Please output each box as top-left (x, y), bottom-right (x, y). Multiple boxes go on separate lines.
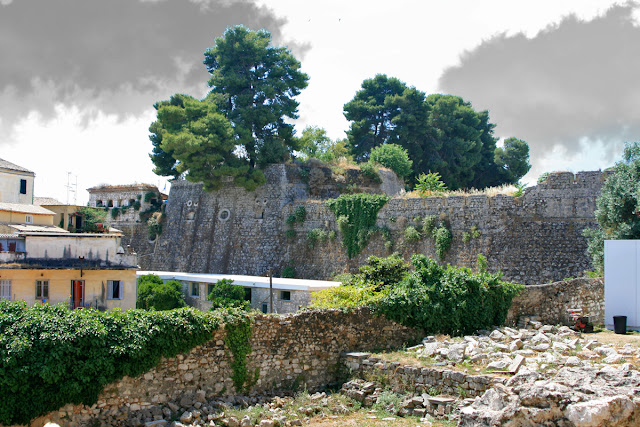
top-left (0, 157), bottom-right (34, 205)
top-left (0, 201), bottom-right (57, 233)
top-left (0, 267), bottom-right (137, 310)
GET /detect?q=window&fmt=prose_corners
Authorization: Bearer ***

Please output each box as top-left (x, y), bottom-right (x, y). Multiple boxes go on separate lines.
top-left (280, 290), bottom-right (291, 301)
top-left (207, 284), bottom-right (214, 300)
top-left (19, 179), bottom-right (27, 195)
top-left (262, 303), bottom-right (268, 313)
top-left (0, 280), bottom-right (11, 300)
top-left (244, 288), bottom-right (252, 302)
top-left (107, 280), bottom-right (123, 300)
top-left (36, 280), bottom-right (49, 299)
top-left (191, 282), bottom-right (200, 298)
top-left (25, 215), bottom-right (33, 224)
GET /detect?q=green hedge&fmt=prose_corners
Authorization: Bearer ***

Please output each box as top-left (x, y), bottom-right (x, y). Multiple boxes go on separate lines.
top-left (0, 301), bottom-right (222, 425)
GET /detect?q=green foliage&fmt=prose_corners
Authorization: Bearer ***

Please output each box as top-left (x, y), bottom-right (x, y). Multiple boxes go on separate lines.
top-left (296, 126), bottom-right (350, 162)
top-left (343, 74), bottom-right (530, 189)
top-left (369, 143), bottom-right (413, 179)
top-left (144, 192), bottom-right (156, 203)
top-left (281, 266), bottom-right (296, 278)
top-left (0, 301), bottom-right (221, 425)
top-left (422, 215), bottom-right (437, 235)
top-left (110, 206), bottom-right (120, 218)
top-left (359, 161), bottom-right (381, 182)
top-left (584, 142), bottom-right (640, 273)
top-left (76, 207), bottom-right (107, 233)
top-left (433, 224), bottom-right (452, 259)
top-left (204, 26), bottom-right (309, 168)
top-left (285, 229), bottom-right (296, 239)
top-left (357, 253), bottom-right (410, 290)
top-left (537, 171), bottom-right (552, 184)
top-left (137, 276), bottom-right (186, 310)
top-left (470, 225), bottom-right (481, 239)
top-left (208, 279), bottom-right (249, 311)
top-left (513, 182), bottom-right (526, 197)
top-left (149, 93), bottom-right (266, 192)
top-left (294, 206), bottom-right (307, 223)
top-left (286, 214), bottom-right (296, 225)
top-left (311, 283), bottom-right (387, 309)
top-left (311, 254), bottom-right (410, 308)
top-left (404, 225), bottom-right (421, 242)
top-left (477, 253), bottom-right (489, 273)
top-left (415, 171), bottom-right (447, 195)
top-left (375, 255), bottom-right (524, 336)
top-left (147, 212), bottom-right (163, 240)
top-left (494, 137), bottom-right (531, 183)
top-left (326, 193), bottom-right (390, 258)
top-left (133, 200), bottom-right (141, 211)
top-left (462, 232), bottom-right (471, 243)
top-left (221, 309), bottom-right (254, 392)
top-left (307, 228), bottom-right (328, 248)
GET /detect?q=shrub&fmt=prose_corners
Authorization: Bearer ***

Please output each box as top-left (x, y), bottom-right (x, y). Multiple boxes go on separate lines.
top-left (422, 215), bottom-right (437, 236)
top-left (311, 283), bottom-right (387, 309)
top-left (208, 279), bottom-right (249, 310)
top-left (375, 254), bottom-right (524, 336)
top-left (433, 224), bottom-right (452, 259)
top-left (369, 143), bottom-right (413, 179)
top-left (76, 207), bottom-right (107, 233)
top-left (110, 207), bottom-right (120, 218)
top-left (147, 212), bottom-right (163, 239)
top-left (326, 193), bottom-right (389, 258)
top-left (359, 161), bottom-right (381, 183)
top-left (357, 253), bottom-right (410, 290)
top-left (470, 225), bottom-right (481, 239)
top-left (415, 171), bottom-right (447, 195)
top-left (137, 276), bottom-right (186, 310)
top-left (0, 301), bottom-right (221, 425)
top-left (404, 225), bottom-right (421, 242)
top-left (311, 254), bottom-right (409, 308)
top-left (294, 205), bottom-right (307, 223)
top-left (281, 266), bottom-right (296, 278)
top-left (307, 228), bottom-right (328, 247)
top-left (285, 229), bottom-right (296, 239)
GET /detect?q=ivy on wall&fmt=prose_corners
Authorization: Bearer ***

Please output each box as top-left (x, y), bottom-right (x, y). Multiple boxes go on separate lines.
top-left (222, 309), bottom-right (254, 392)
top-left (326, 193), bottom-right (389, 258)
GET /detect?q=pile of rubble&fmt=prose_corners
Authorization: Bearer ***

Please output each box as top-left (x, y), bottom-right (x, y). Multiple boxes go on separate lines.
top-left (342, 321), bottom-right (640, 426)
top-left (412, 321), bottom-right (638, 373)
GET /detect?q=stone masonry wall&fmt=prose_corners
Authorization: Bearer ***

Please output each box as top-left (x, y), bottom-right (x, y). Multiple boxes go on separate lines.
top-left (140, 165), bottom-right (605, 285)
top-left (29, 308), bottom-right (421, 426)
top-left (506, 277), bottom-right (604, 326)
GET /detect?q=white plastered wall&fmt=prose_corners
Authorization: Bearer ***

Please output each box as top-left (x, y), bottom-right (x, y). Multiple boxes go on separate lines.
top-left (604, 240), bottom-right (640, 330)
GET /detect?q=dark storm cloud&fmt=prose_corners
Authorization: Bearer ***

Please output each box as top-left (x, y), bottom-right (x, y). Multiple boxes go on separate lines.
top-left (438, 3), bottom-right (640, 165)
top-left (0, 0), bottom-right (304, 133)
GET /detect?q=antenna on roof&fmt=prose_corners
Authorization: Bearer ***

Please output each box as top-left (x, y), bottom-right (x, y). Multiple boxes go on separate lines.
top-left (65, 172), bottom-right (77, 205)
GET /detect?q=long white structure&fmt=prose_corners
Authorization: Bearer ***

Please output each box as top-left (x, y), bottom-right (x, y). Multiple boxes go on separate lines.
top-left (138, 271), bottom-right (341, 314)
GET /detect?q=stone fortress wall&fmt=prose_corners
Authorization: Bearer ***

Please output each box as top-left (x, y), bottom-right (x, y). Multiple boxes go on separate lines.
top-left (119, 163), bottom-right (605, 285)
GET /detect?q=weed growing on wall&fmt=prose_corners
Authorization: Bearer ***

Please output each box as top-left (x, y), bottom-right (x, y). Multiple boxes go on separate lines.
top-left (326, 193), bottom-right (389, 258)
top-left (307, 228), bottom-right (328, 247)
top-left (433, 224), bottom-right (452, 259)
top-left (404, 225), bottom-right (421, 243)
top-left (0, 301), bottom-right (221, 425)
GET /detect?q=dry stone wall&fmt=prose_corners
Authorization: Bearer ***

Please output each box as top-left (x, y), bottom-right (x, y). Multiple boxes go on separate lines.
top-left (139, 164), bottom-right (605, 285)
top-left (506, 277), bottom-right (604, 326)
top-left (30, 308), bottom-right (421, 426)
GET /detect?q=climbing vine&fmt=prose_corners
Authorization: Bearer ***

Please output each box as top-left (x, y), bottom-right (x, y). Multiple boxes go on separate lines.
top-left (222, 309), bottom-right (254, 392)
top-left (326, 193), bottom-right (389, 258)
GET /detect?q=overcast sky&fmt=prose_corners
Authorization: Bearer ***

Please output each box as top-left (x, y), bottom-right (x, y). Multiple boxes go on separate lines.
top-left (0, 0), bottom-right (636, 204)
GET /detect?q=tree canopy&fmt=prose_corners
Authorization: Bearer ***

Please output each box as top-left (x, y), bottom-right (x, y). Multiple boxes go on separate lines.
top-left (584, 142), bottom-right (640, 272)
top-left (369, 143), bottom-right (413, 179)
top-left (295, 126), bottom-right (350, 162)
top-left (150, 26), bottom-right (308, 191)
top-left (343, 74), bottom-right (531, 189)
top-left (204, 26), bottom-right (309, 168)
